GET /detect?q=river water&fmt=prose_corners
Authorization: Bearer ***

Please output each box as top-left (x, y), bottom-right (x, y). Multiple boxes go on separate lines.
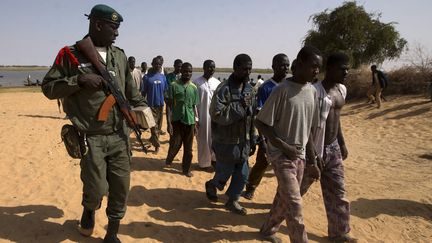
top-left (0, 70), bottom-right (271, 87)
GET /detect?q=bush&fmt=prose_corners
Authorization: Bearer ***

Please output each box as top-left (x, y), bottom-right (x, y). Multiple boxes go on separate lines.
top-left (344, 65), bottom-right (432, 100)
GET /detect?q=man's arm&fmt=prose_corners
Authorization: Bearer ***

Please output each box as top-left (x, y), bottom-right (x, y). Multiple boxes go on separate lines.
top-left (337, 123), bottom-right (348, 160)
top-left (305, 133), bottom-right (318, 166)
top-left (248, 93), bottom-right (258, 156)
top-left (42, 48), bottom-right (82, 99)
top-left (254, 118), bottom-right (300, 160)
top-left (166, 84), bottom-right (175, 135)
top-left (209, 86), bottom-right (247, 126)
top-left (304, 131), bottom-right (321, 180)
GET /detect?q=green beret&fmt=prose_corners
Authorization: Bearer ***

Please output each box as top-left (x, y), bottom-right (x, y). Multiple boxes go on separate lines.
top-left (86, 4), bottom-right (123, 24)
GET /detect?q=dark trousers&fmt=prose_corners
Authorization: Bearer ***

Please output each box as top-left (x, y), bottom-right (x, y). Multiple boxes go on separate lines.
top-left (150, 106), bottom-right (163, 147)
top-left (246, 142), bottom-right (269, 191)
top-left (80, 130), bottom-right (130, 221)
top-left (209, 159), bottom-right (249, 201)
top-left (165, 121), bottom-right (194, 173)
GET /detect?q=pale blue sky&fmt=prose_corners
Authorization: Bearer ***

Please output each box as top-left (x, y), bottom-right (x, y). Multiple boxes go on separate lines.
top-left (1, 0), bottom-right (430, 69)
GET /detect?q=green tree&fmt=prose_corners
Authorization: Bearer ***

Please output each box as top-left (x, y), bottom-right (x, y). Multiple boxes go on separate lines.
top-left (304, 1), bottom-right (407, 68)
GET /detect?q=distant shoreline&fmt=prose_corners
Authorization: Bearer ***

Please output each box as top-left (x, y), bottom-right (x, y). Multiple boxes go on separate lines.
top-left (0, 66), bottom-right (50, 71)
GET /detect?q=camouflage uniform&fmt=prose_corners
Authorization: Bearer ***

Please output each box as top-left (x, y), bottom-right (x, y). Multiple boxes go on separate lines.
top-left (42, 43), bottom-right (147, 220)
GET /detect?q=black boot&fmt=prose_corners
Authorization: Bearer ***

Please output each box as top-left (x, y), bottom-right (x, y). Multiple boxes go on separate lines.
top-left (103, 220), bottom-right (121, 243)
top-left (78, 208), bottom-right (95, 236)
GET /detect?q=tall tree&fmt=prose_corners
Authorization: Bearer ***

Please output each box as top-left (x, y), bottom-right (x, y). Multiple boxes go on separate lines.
top-left (304, 1), bottom-right (407, 68)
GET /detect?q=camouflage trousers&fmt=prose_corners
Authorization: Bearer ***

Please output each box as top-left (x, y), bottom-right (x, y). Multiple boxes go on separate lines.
top-left (301, 139), bottom-right (351, 237)
top-left (260, 155), bottom-right (308, 243)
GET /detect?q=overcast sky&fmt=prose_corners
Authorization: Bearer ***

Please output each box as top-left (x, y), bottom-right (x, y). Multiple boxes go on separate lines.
top-left (1, 0), bottom-right (431, 69)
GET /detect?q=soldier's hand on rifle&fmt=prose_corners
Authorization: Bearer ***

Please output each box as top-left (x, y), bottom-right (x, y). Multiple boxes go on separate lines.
top-left (78, 73), bottom-right (104, 89)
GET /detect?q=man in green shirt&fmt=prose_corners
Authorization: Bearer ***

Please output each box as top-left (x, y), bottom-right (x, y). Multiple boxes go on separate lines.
top-left (41, 4), bottom-right (147, 243)
top-left (165, 62), bottom-right (199, 177)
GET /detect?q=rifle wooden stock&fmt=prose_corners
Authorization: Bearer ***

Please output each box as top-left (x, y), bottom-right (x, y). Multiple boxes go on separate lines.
top-left (97, 94), bottom-right (116, 121)
top-left (76, 36), bottom-right (148, 154)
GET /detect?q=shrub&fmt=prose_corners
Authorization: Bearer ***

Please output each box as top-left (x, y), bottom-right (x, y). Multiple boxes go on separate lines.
top-left (344, 65), bottom-right (432, 100)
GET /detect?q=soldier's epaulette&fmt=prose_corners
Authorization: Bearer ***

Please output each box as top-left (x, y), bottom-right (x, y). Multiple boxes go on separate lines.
top-left (54, 45), bottom-right (80, 67)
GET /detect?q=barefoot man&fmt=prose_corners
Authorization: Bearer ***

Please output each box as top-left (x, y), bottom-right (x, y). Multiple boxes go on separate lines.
top-left (301, 52), bottom-right (357, 243)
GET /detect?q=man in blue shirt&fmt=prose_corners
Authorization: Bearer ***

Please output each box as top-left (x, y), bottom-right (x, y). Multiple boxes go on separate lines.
top-left (242, 54), bottom-right (290, 200)
top-left (141, 56), bottom-right (168, 153)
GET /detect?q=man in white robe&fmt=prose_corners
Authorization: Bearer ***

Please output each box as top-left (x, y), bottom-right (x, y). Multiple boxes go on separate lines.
top-left (193, 60), bottom-right (221, 171)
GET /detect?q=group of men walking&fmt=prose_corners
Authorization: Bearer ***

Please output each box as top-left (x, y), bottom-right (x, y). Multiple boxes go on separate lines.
top-left (41, 4), bottom-right (357, 243)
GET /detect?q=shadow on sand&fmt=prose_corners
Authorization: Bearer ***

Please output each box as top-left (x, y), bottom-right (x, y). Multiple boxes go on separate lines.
top-left (366, 100), bottom-right (430, 120)
top-left (387, 107), bottom-right (430, 119)
top-left (419, 153), bottom-right (432, 160)
top-left (130, 156), bottom-right (187, 176)
top-left (0, 205), bottom-right (100, 243)
top-left (18, 114), bottom-right (66, 120)
top-left (127, 185), bottom-right (271, 210)
top-left (351, 198), bottom-right (432, 220)
top-left (122, 185), bottom-right (285, 242)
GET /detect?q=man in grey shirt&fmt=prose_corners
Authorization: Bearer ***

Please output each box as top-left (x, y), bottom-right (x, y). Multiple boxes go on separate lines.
top-left (255, 46), bottom-right (322, 243)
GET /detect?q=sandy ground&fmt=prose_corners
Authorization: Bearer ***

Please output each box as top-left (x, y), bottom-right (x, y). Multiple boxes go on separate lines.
top-left (0, 90), bottom-right (431, 243)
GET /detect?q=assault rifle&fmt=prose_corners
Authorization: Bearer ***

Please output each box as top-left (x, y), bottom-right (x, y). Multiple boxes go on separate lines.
top-left (76, 36), bottom-right (148, 153)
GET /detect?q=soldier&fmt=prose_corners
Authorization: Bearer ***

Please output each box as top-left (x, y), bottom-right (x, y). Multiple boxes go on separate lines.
top-left (42, 4), bottom-right (147, 243)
